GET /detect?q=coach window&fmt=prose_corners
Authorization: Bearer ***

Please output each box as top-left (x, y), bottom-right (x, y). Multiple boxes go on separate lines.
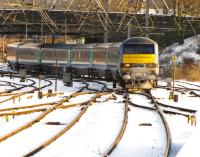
top-left (71, 49), bottom-right (90, 64)
top-left (93, 48), bottom-right (106, 65)
top-left (108, 48), bottom-right (118, 65)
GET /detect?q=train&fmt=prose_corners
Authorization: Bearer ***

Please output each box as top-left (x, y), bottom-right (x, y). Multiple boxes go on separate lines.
top-left (6, 37), bottom-right (159, 89)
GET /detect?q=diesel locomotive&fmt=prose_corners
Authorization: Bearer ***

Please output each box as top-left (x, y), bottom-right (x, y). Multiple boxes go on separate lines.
top-left (6, 37), bottom-right (159, 89)
top-left (119, 37), bottom-right (159, 89)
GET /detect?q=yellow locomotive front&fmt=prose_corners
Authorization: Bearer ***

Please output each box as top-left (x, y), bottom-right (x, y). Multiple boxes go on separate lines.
top-left (119, 37), bottom-right (159, 89)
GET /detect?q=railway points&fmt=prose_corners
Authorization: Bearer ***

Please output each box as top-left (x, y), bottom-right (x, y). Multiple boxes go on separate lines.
top-left (0, 70), bottom-right (199, 157)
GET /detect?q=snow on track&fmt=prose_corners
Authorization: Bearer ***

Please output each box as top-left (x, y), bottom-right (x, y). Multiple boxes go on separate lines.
top-left (0, 107), bottom-right (81, 157)
top-left (111, 106), bottom-right (166, 157)
top-left (0, 93), bottom-right (63, 109)
top-left (165, 114), bottom-right (194, 157)
top-left (0, 112), bottom-right (41, 136)
top-left (151, 88), bottom-right (200, 110)
top-left (110, 93), bottom-right (168, 157)
top-left (33, 94), bottom-right (125, 157)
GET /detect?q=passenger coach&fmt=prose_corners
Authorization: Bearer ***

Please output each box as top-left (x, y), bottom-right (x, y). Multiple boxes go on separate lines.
top-left (7, 37), bottom-right (159, 89)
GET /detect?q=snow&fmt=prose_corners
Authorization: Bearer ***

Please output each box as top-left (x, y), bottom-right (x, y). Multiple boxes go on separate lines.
top-left (0, 66), bottom-right (199, 156)
top-left (160, 34), bottom-right (200, 64)
top-left (33, 94), bottom-right (125, 157)
top-left (0, 107), bottom-right (81, 157)
top-left (152, 82), bottom-right (200, 157)
top-left (176, 111), bottom-right (200, 157)
top-left (0, 112), bottom-right (41, 136)
top-left (110, 106), bottom-right (166, 157)
top-left (151, 87), bottom-right (200, 110)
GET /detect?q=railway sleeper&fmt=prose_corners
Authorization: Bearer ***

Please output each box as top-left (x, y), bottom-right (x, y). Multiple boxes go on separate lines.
top-left (45, 122), bottom-right (66, 125)
top-left (139, 123), bottom-right (152, 126)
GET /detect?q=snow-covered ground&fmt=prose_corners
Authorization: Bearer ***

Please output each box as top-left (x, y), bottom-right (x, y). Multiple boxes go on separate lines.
top-left (151, 86), bottom-right (197, 157)
top-left (176, 111), bottom-right (200, 157)
top-left (110, 106), bottom-right (167, 157)
top-left (0, 66), bottom-right (199, 156)
top-left (160, 35), bottom-right (200, 64)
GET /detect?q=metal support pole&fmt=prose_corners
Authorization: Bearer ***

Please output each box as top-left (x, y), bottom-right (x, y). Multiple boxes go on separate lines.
top-left (174, 0), bottom-right (177, 16)
top-left (25, 21), bottom-right (28, 41)
top-left (104, 0), bottom-right (109, 43)
top-left (2, 36), bottom-right (5, 62)
top-left (39, 75), bottom-right (41, 92)
top-left (55, 51), bottom-right (58, 92)
top-left (67, 49), bottom-right (71, 66)
top-left (145, 0), bottom-right (150, 37)
top-left (44, 35), bottom-right (47, 44)
top-left (172, 64), bottom-right (175, 97)
top-left (37, 35), bottom-right (40, 43)
top-left (172, 55), bottom-right (177, 97)
top-left (38, 75), bottom-right (43, 99)
top-left (128, 22), bottom-right (133, 38)
top-left (65, 18), bottom-right (67, 41)
top-left (41, 22), bottom-right (43, 43)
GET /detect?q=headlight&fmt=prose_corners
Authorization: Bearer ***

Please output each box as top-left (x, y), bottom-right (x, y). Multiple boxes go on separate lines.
top-left (146, 63), bottom-right (156, 68)
top-left (123, 63), bottom-right (131, 67)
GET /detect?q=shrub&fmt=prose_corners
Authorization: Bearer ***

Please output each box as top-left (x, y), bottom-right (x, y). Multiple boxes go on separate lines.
top-left (175, 64), bottom-right (200, 81)
top-left (196, 48), bottom-right (200, 55)
top-left (182, 57), bottom-right (195, 66)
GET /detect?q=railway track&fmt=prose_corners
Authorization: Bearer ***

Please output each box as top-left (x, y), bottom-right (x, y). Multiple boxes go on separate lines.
top-left (158, 81), bottom-right (200, 93)
top-left (21, 80), bottom-right (113, 156)
top-left (130, 99), bottom-right (196, 117)
top-left (0, 92), bottom-right (96, 116)
top-left (0, 77), bottom-right (52, 105)
top-left (134, 92), bottom-right (197, 117)
top-left (136, 91), bottom-right (171, 157)
top-left (0, 80), bottom-right (87, 142)
top-left (175, 81), bottom-right (200, 89)
top-left (0, 78), bottom-right (36, 94)
top-left (147, 91), bottom-right (171, 156)
top-left (101, 92), bottom-right (128, 157)
top-left (107, 90), bottom-right (171, 157)
top-left (175, 81), bottom-right (200, 97)
top-left (23, 92), bottom-right (110, 157)
top-left (0, 79), bottom-right (111, 118)
top-left (0, 79), bottom-right (116, 157)
top-left (0, 81), bottom-right (17, 89)
top-left (20, 93), bottom-right (125, 157)
top-left (0, 66), bottom-right (198, 156)
top-left (155, 81), bottom-right (200, 110)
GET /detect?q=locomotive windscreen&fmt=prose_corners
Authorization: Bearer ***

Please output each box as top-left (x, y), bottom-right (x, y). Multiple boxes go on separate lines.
top-left (123, 44), bottom-right (154, 54)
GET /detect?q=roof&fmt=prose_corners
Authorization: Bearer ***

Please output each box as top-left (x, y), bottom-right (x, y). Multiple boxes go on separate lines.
top-left (19, 43), bottom-right (42, 49)
top-left (7, 42), bottom-right (24, 48)
top-left (122, 37), bottom-right (157, 45)
top-left (40, 43), bottom-right (74, 49)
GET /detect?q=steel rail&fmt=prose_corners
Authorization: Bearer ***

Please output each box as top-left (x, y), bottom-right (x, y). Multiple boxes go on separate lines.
top-left (134, 91), bottom-right (197, 114)
top-left (157, 85), bottom-right (200, 92)
top-left (147, 91), bottom-right (171, 157)
top-left (23, 91), bottom-right (110, 157)
top-left (101, 92), bottom-right (128, 157)
top-left (0, 82), bottom-right (88, 143)
top-left (0, 95), bottom-right (93, 116)
top-left (129, 101), bottom-right (192, 117)
top-left (175, 80), bottom-right (200, 88)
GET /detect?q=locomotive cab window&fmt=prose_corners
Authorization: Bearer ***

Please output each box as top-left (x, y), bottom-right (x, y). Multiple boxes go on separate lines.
top-left (123, 44), bottom-right (154, 54)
